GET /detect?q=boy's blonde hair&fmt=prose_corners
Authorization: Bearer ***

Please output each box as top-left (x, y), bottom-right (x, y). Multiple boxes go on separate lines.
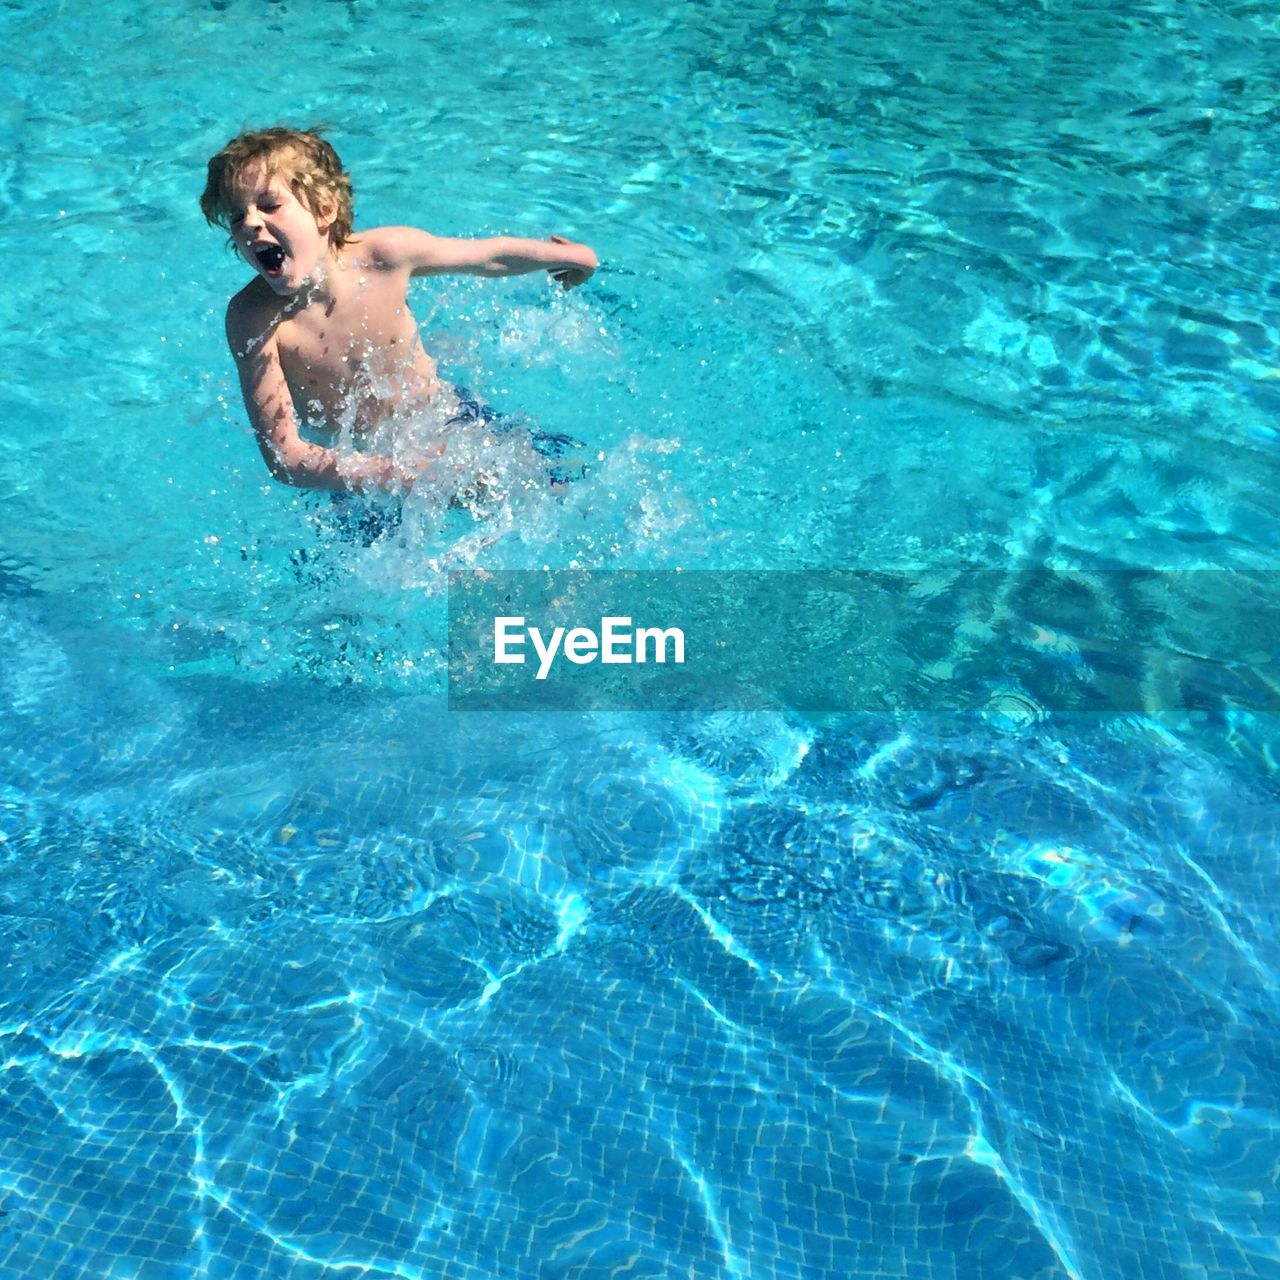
top-left (200, 126), bottom-right (355, 248)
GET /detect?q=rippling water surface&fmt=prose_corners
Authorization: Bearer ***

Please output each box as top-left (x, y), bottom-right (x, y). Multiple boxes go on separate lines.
top-left (2, 2), bottom-right (1279, 1277)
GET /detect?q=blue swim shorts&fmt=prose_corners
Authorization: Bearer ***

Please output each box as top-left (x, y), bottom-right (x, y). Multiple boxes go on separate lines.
top-left (448, 386), bottom-right (588, 486)
top-left (323, 388), bottom-right (588, 546)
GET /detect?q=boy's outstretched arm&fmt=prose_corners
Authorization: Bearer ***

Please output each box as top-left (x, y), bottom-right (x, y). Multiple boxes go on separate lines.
top-left (376, 227), bottom-right (598, 289)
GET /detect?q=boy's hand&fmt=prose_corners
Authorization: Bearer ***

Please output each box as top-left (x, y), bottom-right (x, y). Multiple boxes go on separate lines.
top-left (548, 234), bottom-right (596, 290)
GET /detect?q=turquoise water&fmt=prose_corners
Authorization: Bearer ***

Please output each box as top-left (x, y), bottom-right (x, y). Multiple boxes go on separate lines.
top-left (3, 1), bottom-right (1280, 1277)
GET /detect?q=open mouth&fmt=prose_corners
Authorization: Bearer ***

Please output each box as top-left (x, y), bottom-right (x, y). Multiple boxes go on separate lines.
top-left (254, 244), bottom-right (286, 276)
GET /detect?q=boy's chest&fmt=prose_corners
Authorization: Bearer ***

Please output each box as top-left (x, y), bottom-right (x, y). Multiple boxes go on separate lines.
top-left (274, 284), bottom-right (419, 384)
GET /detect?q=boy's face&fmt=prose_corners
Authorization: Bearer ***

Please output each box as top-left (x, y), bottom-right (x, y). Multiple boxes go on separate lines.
top-left (227, 162), bottom-right (334, 296)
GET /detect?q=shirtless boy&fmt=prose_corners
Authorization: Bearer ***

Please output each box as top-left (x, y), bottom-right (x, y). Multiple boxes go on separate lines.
top-left (200, 127), bottom-right (598, 495)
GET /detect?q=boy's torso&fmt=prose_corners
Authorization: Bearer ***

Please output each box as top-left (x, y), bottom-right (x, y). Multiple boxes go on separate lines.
top-left (242, 242), bottom-right (441, 437)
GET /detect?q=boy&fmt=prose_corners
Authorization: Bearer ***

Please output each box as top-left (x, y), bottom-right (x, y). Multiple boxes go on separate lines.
top-left (200, 127), bottom-right (598, 496)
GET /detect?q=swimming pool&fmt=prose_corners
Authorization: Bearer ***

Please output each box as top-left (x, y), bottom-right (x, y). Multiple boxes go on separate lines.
top-left (3, 1), bottom-right (1279, 1276)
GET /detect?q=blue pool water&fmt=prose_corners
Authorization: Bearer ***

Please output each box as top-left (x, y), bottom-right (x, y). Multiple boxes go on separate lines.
top-left (3, 1), bottom-right (1280, 1277)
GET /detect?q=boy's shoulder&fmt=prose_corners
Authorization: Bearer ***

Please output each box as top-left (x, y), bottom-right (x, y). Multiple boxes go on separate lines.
top-left (350, 225), bottom-right (438, 271)
top-left (227, 275), bottom-right (275, 314)
top-left (225, 278), bottom-right (280, 353)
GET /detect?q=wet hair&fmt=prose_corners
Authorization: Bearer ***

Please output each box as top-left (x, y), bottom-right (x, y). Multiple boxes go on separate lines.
top-left (200, 126), bottom-right (355, 248)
